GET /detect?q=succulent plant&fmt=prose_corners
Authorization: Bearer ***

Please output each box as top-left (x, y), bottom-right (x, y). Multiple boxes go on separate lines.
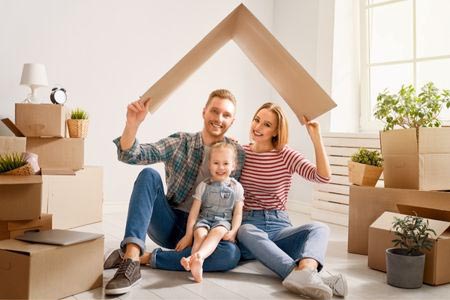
top-left (374, 82), bottom-right (450, 131)
top-left (70, 108), bottom-right (89, 120)
top-left (0, 152), bottom-right (28, 173)
top-left (391, 213), bottom-right (437, 256)
top-left (351, 148), bottom-right (383, 167)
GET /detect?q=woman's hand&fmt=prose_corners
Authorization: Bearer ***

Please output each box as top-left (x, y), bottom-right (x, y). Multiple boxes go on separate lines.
top-left (302, 115), bottom-right (321, 143)
top-left (175, 234), bottom-right (193, 252)
top-left (126, 96), bottom-right (151, 128)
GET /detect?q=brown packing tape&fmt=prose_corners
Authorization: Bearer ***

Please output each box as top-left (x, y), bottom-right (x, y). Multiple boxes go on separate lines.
top-left (142, 4), bottom-right (336, 123)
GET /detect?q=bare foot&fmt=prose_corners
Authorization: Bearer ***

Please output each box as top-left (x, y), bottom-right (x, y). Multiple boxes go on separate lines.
top-left (180, 256), bottom-right (191, 271)
top-left (190, 253), bottom-right (204, 283)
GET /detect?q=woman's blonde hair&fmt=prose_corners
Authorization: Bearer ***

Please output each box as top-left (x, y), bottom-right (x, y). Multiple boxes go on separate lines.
top-left (252, 102), bottom-right (289, 151)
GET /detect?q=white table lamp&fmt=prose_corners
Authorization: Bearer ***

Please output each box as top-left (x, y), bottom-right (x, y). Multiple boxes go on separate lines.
top-left (20, 63), bottom-right (48, 103)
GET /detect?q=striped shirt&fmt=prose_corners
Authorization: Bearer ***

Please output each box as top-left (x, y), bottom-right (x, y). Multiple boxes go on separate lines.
top-left (240, 144), bottom-right (330, 211)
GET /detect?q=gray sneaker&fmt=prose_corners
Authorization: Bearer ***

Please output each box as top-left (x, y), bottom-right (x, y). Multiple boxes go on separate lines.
top-left (322, 271), bottom-right (348, 297)
top-left (104, 249), bottom-right (124, 269)
top-left (282, 269), bottom-right (332, 299)
top-left (105, 258), bottom-right (141, 295)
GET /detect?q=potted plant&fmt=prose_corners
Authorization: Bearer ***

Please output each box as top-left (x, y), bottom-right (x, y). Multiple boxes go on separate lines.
top-left (67, 108), bottom-right (89, 138)
top-left (0, 152), bottom-right (34, 175)
top-left (386, 213), bottom-right (436, 288)
top-left (373, 82), bottom-right (450, 190)
top-left (348, 147), bottom-right (383, 186)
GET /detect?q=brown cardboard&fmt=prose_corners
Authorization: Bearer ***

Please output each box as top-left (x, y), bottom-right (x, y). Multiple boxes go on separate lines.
top-left (15, 103), bottom-right (65, 137)
top-left (368, 211), bottom-right (450, 285)
top-left (348, 185), bottom-right (450, 255)
top-left (42, 166), bottom-right (103, 229)
top-left (142, 4), bottom-right (336, 123)
top-left (381, 127), bottom-right (450, 190)
top-left (348, 161), bottom-right (383, 186)
top-left (0, 175), bottom-right (42, 221)
top-left (0, 214), bottom-right (52, 240)
top-left (0, 236), bottom-right (103, 299)
top-left (0, 136), bottom-right (26, 155)
top-left (1, 118), bottom-right (25, 137)
top-left (26, 137), bottom-right (84, 170)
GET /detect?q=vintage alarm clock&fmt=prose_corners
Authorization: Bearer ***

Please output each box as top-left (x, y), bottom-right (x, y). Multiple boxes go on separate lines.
top-left (50, 86), bottom-right (67, 104)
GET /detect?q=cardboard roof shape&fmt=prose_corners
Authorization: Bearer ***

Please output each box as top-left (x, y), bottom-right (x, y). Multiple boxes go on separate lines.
top-left (143, 4), bottom-right (336, 123)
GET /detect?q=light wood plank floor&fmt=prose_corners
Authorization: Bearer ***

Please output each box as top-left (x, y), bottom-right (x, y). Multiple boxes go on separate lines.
top-left (65, 203), bottom-right (450, 300)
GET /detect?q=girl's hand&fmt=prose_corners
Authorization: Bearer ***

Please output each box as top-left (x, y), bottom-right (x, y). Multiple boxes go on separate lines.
top-left (223, 231), bottom-right (237, 243)
top-left (175, 235), bottom-right (192, 252)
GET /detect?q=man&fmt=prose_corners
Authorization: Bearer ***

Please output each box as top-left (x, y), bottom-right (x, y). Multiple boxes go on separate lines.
top-left (104, 89), bottom-right (245, 295)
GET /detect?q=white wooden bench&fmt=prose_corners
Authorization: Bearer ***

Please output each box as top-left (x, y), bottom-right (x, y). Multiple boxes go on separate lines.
top-left (311, 132), bottom-right (382, 226)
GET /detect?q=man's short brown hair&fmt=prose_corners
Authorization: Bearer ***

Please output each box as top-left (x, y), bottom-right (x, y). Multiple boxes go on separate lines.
top-left (205, 89), bottom-right (236, 108)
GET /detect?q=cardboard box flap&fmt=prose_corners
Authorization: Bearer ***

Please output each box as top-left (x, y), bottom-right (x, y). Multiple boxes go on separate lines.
top-left (418, 127), bottom-right (450, 154)
top-left (6, 214), bottom-right (52, 231)
top-left (371, 212), bottom-right (450, 240)
top-left (41, 168), bottom-right (76, 175)
top-left (397, 204), bottom-right (450, 222)
top-left (0, 118), bottom-right (25, 137)
top-left (0, 175), bottom-right (42, 185)
top-left (142, 4), bottom-right (336, 123)
top-left (0, 239), bottom-right (56, 254)
top-left (380, 128), bottom-right (418, 154)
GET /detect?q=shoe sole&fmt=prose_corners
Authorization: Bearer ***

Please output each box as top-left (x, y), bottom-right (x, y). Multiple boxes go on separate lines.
top-left (283, 280), bottom-right (332, 299)
top-left (104, 278), bottom-right (142, 295)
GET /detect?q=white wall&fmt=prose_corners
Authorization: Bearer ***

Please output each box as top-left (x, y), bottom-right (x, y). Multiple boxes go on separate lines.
top-left (0, 0), bottom-right (335, 208)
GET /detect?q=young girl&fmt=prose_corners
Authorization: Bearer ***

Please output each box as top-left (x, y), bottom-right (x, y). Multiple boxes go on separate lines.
top-left (237, 103), bottom-right (347, 299)
top-left (176, 142), bottom-right (244, 282)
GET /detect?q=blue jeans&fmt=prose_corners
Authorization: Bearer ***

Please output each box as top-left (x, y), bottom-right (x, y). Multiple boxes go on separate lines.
top-left (121, 168), bottom-right (240, 271)
top-left (237, 210), bottom-right (330, 279)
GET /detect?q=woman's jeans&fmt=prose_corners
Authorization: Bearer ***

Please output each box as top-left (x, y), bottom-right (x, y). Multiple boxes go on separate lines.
top-left (237, 210), bottom-right (330, 279)
top-left (120, 168), bottom-right (240, 271)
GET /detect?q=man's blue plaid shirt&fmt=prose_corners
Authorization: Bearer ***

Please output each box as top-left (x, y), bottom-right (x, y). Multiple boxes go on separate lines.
top-left (113, 132), bottom-right (245, 206)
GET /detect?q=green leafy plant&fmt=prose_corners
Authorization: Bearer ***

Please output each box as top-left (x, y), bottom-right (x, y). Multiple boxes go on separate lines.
top-left (351, 148), bottom-right (383, 167)
top-left (70, 108), bottom-right (89, 120)
top-left (391, 213), bottom-right (437, 256)
top-left (374, 82), bottom-right (450, 131)
top-left (0, 152), bottom-right (28, 173)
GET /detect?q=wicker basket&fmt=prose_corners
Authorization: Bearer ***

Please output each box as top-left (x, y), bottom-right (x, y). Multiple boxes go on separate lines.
top-left (2, 163), bottom-right (35, 175)
top-left (67, 119), bottom-right (89, 138)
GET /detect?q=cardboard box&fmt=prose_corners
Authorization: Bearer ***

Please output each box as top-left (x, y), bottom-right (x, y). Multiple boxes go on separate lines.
top-left (0, 214), bottom-right (52, 240)
top-left (142, 4), bottom-right (336, 123)
top-left (348, 185), bottom-right (450, 255)
top-left (0, 136), bottom-right (26, 155)
top-left (368, 210), bottom-right (450, 285)
top-left (42, 166), bottom-right (103, 229)
top-left (26, 137), bottom-right (84, 170)
top-left (0, 234), bottom-right (103, 299)
top-left (15, 103), bottom-right (66, 137)
top-left (381, 127), bottom-right (450, 191)
top-left (0, 175), bottom-right (42, 221)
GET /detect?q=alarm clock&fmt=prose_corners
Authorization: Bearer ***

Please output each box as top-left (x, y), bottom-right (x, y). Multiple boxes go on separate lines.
top-left (50, 86), bottom-right (67, 104)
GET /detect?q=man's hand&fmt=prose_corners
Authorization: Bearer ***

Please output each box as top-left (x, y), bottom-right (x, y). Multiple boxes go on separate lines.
top-left (222, 230), bottom-right (237, 243)
top-left (126, 96), bottom-right (151, 127)
top-left (175, 234), bottom-right (193, 252)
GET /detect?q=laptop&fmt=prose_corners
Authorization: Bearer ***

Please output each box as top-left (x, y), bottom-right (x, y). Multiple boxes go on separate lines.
top-left (15, 229), bottom-right (103, 246)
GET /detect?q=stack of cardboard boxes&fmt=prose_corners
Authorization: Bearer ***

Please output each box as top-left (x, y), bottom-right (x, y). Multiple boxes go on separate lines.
top-left (348, 128), bottom-right (450, 286)
top-left (0, 103), bottom-right (104, 298)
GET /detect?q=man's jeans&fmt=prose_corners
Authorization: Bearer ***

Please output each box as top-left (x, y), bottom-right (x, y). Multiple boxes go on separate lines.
top-left (237, 210), bottom-right (329, 279)
top-left (120, 168), bottom-right (240, 271)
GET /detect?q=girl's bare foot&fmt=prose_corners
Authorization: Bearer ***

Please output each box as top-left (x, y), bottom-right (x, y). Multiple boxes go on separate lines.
top-left (181, 256), bottom-right (191, 271)
top-left (190, 253), bottom-right (204, 283)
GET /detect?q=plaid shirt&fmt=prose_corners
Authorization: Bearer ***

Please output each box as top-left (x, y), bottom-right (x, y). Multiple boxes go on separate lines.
top-left (113, 132), bottom-right (245, 206)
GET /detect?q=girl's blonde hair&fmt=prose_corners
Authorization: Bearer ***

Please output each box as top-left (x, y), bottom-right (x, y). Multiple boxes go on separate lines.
top-left (209, 141), bottom-right (237, 164)
top-left (252, 102), bottom-right (289, 151)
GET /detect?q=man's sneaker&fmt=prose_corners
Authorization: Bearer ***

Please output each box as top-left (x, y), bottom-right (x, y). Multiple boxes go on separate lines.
top-left (282, 268), bottom-right (333, 299)
top-left (104, 248), bottom-right (124, 269)
top-left (321, 271), bottom-right (348, 297)
top-left (104, 258), bottom-right (141, 295)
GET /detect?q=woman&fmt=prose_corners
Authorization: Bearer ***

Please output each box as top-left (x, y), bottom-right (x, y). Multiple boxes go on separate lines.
top-left (237, 102), bottom-right (347, 299)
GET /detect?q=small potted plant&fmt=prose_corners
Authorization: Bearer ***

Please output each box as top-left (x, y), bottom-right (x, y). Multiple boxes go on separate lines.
top-left (386, 213), bottom-right (436, 288)
top-left (0, 152), bottom-right (34, 175)
top-left (67, 108), bottom-right (89, 138)
top-left (348, 147), bottom-right (383, 186)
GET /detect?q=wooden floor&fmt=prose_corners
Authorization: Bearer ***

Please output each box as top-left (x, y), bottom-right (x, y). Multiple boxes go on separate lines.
top-left (63, 203), bottom-right (450, 300)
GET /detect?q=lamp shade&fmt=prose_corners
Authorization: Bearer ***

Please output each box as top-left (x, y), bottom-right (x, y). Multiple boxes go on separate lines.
top-left (20, 63), bottom-right (48, 87)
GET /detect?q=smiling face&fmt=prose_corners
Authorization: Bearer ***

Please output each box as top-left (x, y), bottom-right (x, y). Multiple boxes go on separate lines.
top-left (209, 146), bottom-right (235, 182)
top-left (202, 97), bottom-right (235, 142)
top-left (250, 108), bottom-right (278, 147)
